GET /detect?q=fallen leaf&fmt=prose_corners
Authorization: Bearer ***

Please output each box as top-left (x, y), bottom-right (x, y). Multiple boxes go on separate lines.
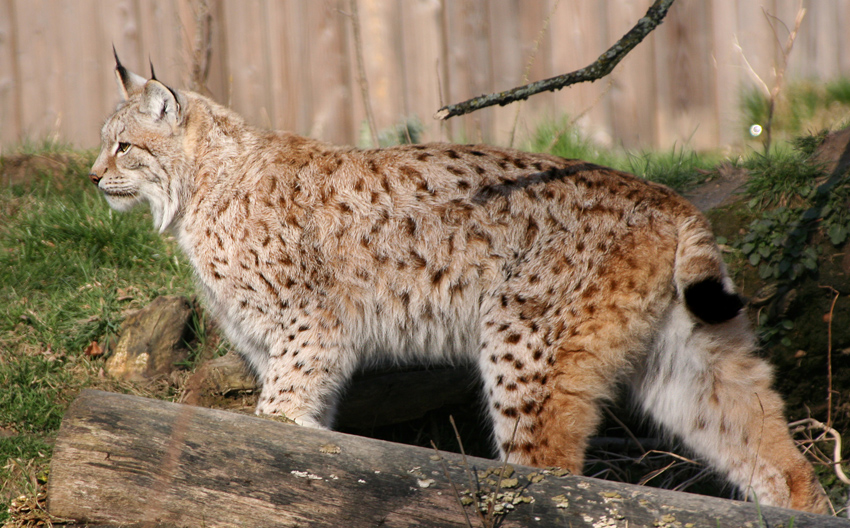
top-left (84, 341), bottom-right (103, 358)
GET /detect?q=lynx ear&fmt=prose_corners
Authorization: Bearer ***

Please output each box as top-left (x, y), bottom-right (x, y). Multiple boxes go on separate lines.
top-left (113, 47), bottom-right (146, 100)
top-left (140, 79), bottom-right (184, 127)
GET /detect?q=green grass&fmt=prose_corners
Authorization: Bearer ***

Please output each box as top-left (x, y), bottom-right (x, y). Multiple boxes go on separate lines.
top-left (527, 117), bottom-right (719, 193)
top-left (741, 143), bottom-right (827, 208)
top-left (0, 149), bottom-right (197, 522)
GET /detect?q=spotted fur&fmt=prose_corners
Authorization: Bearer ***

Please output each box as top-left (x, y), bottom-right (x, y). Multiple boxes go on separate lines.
top-left (89, 58), bottom-right (828, 514)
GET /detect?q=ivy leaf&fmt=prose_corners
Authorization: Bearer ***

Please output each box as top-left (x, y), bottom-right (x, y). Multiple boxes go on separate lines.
top-left (741, 243), bottom-right (755, 255)
top-left (749, 253), bottom-right (761, 266)
top-left (828, 224), bottom-right (848, 246)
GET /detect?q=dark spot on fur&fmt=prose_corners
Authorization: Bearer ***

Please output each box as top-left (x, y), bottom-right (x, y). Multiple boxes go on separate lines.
top-left (502, 407), bottom-right (518, 418)
top-left (505, 333), bottom-right (521, 345)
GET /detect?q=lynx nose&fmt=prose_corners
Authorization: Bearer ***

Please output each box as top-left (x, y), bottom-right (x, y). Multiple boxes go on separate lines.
top-left (89, 172), bottom-right (102, 185)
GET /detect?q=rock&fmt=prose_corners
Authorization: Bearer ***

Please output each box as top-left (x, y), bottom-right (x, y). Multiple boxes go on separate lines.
top-left (105, 296), bottom-right (194, 383)
top-left (190, 351), bottom-right (257, 394)
top-left (813, 127), bottom-right (850, 178)
top-left (685, 162), bottom-right (749, 212)
top-left (181, 351), bottom-right (258, 409)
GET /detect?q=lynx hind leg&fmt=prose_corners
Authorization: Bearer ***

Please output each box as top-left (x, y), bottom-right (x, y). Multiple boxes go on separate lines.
top-left (478, 294), bottom-right (637, 474)
top-left (635, 304), bottom-right (829, 514)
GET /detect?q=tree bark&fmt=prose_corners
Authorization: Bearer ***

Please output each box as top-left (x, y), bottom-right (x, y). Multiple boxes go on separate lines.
top-left (48, 390), bottom-right (846, 528)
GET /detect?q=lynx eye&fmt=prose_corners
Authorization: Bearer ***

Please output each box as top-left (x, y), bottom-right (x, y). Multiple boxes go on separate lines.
top-left (116, 142), bottom-right (132, 154)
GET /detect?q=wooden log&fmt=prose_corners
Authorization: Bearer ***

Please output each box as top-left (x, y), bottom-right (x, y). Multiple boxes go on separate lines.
top-left (48, 390), bottom-right (847, 528)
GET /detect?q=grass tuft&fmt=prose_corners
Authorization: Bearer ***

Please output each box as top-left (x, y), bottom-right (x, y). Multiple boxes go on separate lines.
top-left (528, 118), bottom-right (715, 192)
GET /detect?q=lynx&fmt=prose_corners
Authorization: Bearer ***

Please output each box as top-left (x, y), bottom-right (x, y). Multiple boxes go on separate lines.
top-left (90, 54), bottom-right (828, 514)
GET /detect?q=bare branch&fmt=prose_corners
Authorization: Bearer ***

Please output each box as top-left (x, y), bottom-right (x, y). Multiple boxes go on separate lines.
top-left (434, 0), bottom-right (675, 121)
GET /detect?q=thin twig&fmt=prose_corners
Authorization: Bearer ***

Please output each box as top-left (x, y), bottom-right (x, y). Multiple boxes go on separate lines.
top-left (746, 393), bottom-right (766, 504)
top-left (348, 0), bottom-right (379, 147)
top-left (484, 417), bottom-right (521, 525)
top-left (790, 418), bottom-right (850, 485)
top-left (603, 406), bottom-right (646, 455)
top-left (761, 3), bottom-right (806, 153)
top-left (508, 0), bottom-right (562, 148)
top-left (435, 0), bottom-right (675, 120)
top-left (449, 415), bottom-right (488, 526)
top-left (820, 286), bottom-right (841, 428)
top-left (430, 442), bottom-right (475, 528)
top-left (732, 35), bottom-right (771, 98)
top-left (635, 450), bottom-right (701, 486)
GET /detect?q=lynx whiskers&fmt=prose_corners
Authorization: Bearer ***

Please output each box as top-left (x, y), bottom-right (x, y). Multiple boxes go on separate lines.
top-left (89, 53), bottom-right (829, 514)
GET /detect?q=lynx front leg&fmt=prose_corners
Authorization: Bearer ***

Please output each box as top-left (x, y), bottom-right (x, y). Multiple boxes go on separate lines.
top-left (255, 326), bottom-right (354, 429)
top-left (636, 306), bottom-right (829, 514)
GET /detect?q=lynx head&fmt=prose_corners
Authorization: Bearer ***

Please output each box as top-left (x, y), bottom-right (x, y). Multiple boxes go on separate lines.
top-left (90, 50), bottom-right (190, 232)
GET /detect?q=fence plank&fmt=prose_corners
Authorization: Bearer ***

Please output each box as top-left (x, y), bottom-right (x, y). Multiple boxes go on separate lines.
top-left (1, 0), bottom-right (848, 152)
top-left (654, 0), bottom-right (717, 150)
top-left (0, 0), bottom-right (22, 149)
top-left (606, 0), bottom-right (657, 149)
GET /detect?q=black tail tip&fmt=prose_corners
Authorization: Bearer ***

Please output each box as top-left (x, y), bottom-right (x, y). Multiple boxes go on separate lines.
top-left (684, 278), bottom-right (745, 324)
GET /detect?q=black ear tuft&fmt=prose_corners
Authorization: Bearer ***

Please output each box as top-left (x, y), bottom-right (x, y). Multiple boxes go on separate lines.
top-left (113, 45), bottom-right (134, 88)
top-left (149, 58), bottom-right (157, 81)
top-left (684, 278), bottom-right (745, 325)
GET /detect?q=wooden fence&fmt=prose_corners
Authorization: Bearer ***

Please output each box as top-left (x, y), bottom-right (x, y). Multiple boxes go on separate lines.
top-left (1, 0), bottom-right (849, 153)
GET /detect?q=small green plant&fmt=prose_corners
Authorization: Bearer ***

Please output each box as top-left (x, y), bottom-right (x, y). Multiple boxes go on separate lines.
top-left (741, 77), bottom-right (850, 145)
top-left (528, 118), bottom-right (622, 169)
top-left (360, 117), bottom-right (424, 148)
top-left (742, 146), bottom-right (824, 208)
top-left (529, 117), bottom-right (711, 192)
top-left (624, 146), bottom-right (720, 192)
top-left (728, 131), bottom-right (850, 347)
top-left (736, 206), bottom-right (818, 282)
